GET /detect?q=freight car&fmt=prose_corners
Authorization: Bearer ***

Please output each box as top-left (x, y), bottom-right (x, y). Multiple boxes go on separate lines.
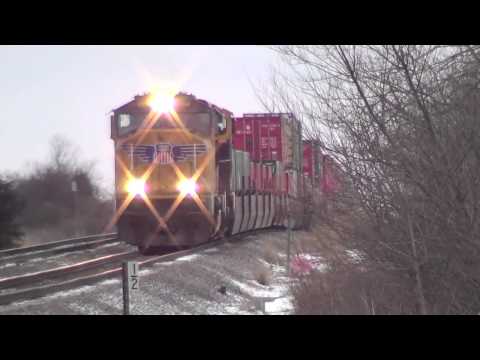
top-left (110, 92), bottom-right (322, 254)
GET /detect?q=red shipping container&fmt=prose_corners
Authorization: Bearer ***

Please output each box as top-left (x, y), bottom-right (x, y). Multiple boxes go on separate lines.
top-left (258, 115), bottom-right (282, 162)
top-left (245, 117), bottom-right (255, 155)
top-left (303, 142), bottom-right (314, 181)
top-left (233, 117), bottom-right (251, 151)
top-left (321, 155), bottom-right (341, 194)
top-left (233, 114), bottom-right (283, 162)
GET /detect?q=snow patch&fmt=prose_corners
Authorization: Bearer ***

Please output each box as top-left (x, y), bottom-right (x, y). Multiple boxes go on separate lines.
top-left (227, 278), bottom-right (294, 315)
top-left (154, 254), bottom-right (200, 266)
top-left (230, 278), bottom-right (288, 299)
top-left (5, 285), bottom-right (96, 309)
top-left (139, 268), bottom-right (155, 276)
top-left (300, 254), bottom-right (328, 272)
top-left (68, 302), bottom-right (105, 315)
top-left (265, 296), bottom-right (293, 314)
top-left (99, 278), bottom-right (120, 286)
top-left (96, 242), bottom-right (122, 249)
top-left (158, 261), bottom-right (175, 266)
top-left (0, 262), bottom-right (16, 269)
top-left (202, 248), bottom-right (219, 254)
top-left (45, 285), bottom-right (95, 300)
top-left (346, 250), bottom-right (363, 263)
top-left (175, 254), bottom-right (200, 262)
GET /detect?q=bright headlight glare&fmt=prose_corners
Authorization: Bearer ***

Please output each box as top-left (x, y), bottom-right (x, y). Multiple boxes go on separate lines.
top-left (177, 178), bottom-right (197, 196)
top-left (126, 178), bottom-right (146, 196)
top-left (147, 92), bottom-right (175, 114)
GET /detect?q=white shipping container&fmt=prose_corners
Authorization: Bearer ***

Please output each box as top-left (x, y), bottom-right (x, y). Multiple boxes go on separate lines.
top-left (232, 150), bottom-right (251, 191)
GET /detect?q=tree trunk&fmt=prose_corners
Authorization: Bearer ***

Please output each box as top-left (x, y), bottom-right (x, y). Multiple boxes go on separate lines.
top-left (407, 213), bottom-right (429, 315)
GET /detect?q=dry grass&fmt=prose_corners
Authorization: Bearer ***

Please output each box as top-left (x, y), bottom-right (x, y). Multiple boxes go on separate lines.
top-left (289, 214), bottom-right (418, 315)
top-left (263, 242), bottom-right (280, 265)
top-left (292, 263), bottom-right (417, 315)
top-left (292, 263), bottom-right (372, 315)
top-left (294, 216), bottom-right (359, 264)
top-left (254, 263), bottom-right (272, 286)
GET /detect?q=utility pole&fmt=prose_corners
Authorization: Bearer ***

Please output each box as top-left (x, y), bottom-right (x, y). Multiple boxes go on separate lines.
top-left (287, 200), bottom-right (292, 275)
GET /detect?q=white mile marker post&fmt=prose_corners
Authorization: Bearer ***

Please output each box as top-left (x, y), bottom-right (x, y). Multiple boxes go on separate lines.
top-left (122, 261), bottom-right (139, 315)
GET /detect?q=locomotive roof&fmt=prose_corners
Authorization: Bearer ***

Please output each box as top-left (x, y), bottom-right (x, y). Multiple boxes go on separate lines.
top-left (112, 92), bottom-right (233, 118)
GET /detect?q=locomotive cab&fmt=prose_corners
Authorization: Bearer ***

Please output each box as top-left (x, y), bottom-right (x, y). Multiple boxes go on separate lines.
top-left (111, 92), bottom-right (233, 254)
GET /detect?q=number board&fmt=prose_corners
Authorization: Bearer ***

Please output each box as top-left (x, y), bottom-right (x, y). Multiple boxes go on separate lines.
top-left (127, 262), bottom-right (140, 291)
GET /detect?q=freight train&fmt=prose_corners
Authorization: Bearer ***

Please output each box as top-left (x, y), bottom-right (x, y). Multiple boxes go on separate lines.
top-left (110, 92), bottom-right (338, 254)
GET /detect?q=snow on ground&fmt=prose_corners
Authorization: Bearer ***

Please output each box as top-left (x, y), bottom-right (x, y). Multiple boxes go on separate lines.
top-left (301, 254), bottom-right (329, 272)
top-left (0, 262), bottom-right (16, 269)
top-left (0, 242), bottom-right (134, 279)
top-left (265, 296), bottom-right (293, 314)
top-left (0, 230), bottom-right (324, 315)
top-left (345, 250), bottom-right (363, 263)
top-left (174, 254), bottom-right (200, 263)
top-left (2, 241), bottom-right (123, 265)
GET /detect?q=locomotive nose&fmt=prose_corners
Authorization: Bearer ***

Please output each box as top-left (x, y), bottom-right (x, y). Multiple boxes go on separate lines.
top-left (171, 217), bottom-right (212, 246)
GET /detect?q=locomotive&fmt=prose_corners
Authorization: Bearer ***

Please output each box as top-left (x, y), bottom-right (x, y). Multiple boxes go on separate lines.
top-left (110, 91), bottom-right (319, 254)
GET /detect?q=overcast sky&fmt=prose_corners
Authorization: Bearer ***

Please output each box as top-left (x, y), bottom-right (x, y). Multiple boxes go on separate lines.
top-left (0, 45), bottom-right (277, 189)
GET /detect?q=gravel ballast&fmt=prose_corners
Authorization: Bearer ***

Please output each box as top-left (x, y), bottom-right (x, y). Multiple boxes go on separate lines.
top-left (0, 230), bottom-right (322, 315)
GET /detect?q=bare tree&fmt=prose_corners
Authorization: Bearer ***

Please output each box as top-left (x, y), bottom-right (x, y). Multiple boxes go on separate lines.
top-left (15, 135), bottom-right (113, 242)
top-left (0, 177), bottom-right (24, 249)
top-left (263, 45), bottom-right (480, 314)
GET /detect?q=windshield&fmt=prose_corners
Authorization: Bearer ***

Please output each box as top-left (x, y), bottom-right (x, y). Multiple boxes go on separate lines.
top-left (117, 112), bottom-right (211, 137)
top-left (176, 112), bottom-right (211, 136)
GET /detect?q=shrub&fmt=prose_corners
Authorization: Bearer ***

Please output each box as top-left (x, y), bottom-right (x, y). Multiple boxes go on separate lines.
top-left (0, 178), bottom-right (24, 249)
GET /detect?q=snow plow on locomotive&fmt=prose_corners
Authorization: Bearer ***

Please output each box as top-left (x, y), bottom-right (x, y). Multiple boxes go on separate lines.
top-left (110, 92), bottom-right (320, 255)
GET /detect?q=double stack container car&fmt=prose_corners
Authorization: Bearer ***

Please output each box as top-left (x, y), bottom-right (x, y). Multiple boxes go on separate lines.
top-left (233, 113), bottom-right (309, 229)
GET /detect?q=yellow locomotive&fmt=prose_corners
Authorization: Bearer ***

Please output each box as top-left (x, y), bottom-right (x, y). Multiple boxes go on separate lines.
top-left (110, 91), bottom-right (310, 255)
top-left (111, 92), bottom-right (235, 254)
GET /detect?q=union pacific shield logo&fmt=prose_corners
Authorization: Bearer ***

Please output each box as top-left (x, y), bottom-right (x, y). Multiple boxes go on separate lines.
top-left (119, 143), bottom-right (207, 164)
top-left (155, 143), bottom-right (173, 165)
top-left (119, 144), bottom-right (155, 163)
top-left (172, 144), bottom-right (208, 161)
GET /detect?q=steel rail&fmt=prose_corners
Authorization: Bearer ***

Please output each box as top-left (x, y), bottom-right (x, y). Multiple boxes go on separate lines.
top-left (0, 228), bottom-right (285, 307)
top-left (0, 237), bottom-right (120, 265)
top-left (0, 233), bottom-right (118, 258)
top-left (0, 250), bottom-right (138, 290)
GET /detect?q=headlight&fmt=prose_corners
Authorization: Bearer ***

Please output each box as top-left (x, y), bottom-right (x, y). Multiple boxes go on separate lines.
top-left (148, 92), bottom-right (175, 114)
top-left (125, 178), bottom-right (146, 196)
top-left (176, 178), bottom-right (197, 196)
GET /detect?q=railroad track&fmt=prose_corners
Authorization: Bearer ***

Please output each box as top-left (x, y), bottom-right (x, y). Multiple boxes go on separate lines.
top-left (0, 227), bottom-right (286, 307)
top-left (0, 233), bottom-right (119, 263)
